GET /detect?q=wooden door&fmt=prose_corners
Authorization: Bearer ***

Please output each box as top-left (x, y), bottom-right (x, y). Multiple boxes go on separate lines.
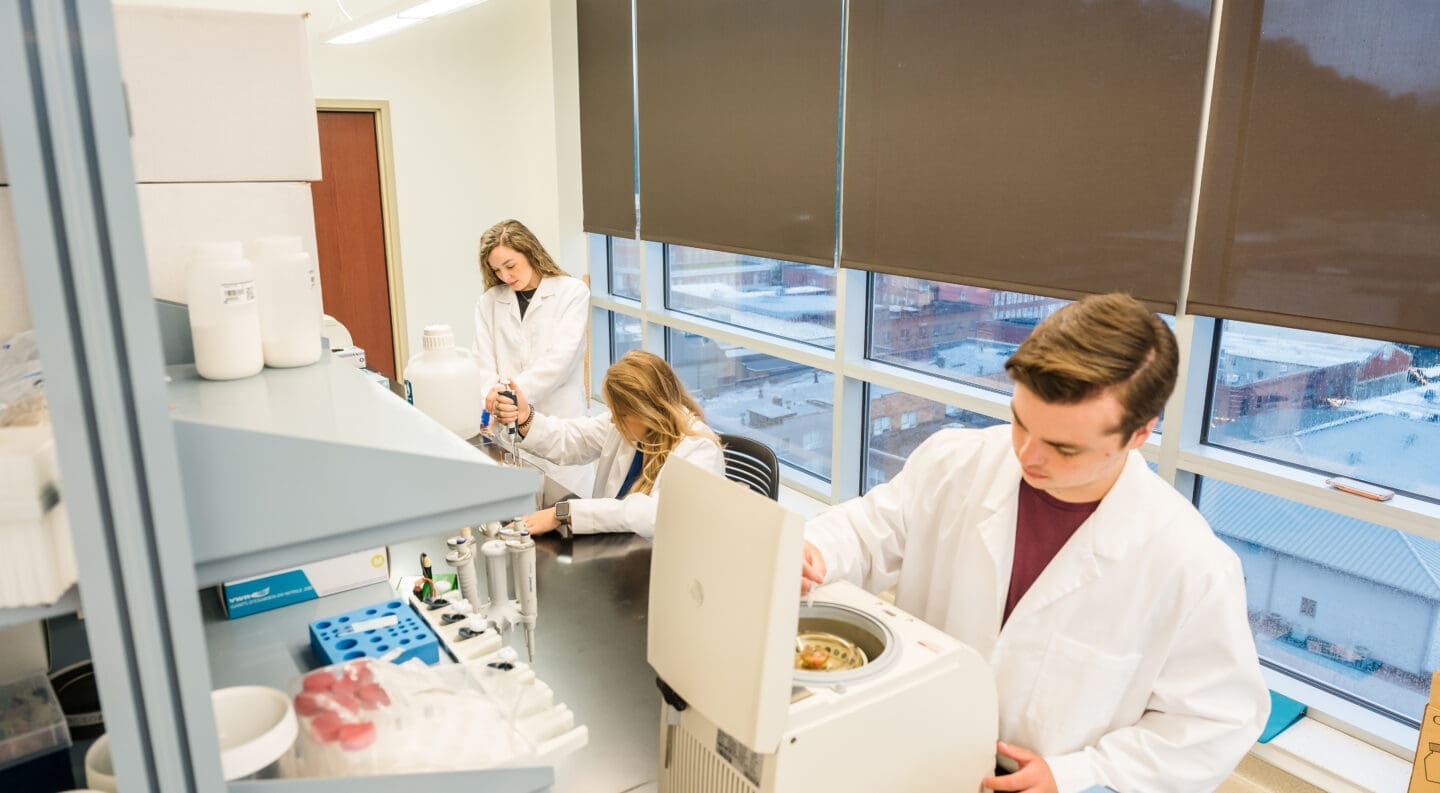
top-left (311, 110), bottom-right (396, 380)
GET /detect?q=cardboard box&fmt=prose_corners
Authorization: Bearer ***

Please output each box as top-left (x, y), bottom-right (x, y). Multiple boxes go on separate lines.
top-left (221, 547), bottom-right (389, 619)
top-left (114, 6), bottom-right (321, 183)
top-left (136, 182), bottom-right (319, 302)
top-left (1409, 671), bottom-right (1440, 791)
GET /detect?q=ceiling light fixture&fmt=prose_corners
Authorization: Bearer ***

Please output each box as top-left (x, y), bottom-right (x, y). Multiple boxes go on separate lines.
top-left (323, 0), bottom-right (489, 45)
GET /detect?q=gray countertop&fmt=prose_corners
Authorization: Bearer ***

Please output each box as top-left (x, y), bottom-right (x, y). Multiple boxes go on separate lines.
top-left (204, 530), bottom-right (661, 793)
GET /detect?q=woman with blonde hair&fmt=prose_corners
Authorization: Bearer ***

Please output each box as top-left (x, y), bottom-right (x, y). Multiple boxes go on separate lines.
top-left (473, 218), bottom-right (593, 494)
top-left (491, 350), bottom-right (725, 538)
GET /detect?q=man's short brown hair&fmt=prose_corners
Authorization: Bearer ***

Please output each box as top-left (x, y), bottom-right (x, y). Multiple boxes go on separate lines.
top-left (1004, 292), bottom-right (1178, 438)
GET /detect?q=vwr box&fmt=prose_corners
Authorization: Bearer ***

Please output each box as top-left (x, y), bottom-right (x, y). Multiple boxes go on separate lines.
top-left (221, 548), bottom-right (389, 619)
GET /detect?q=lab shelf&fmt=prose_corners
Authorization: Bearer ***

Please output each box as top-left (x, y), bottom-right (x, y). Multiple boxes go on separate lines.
top-left (166, 358), bottom-right (539, 587)
top-left (0, 585), bottom-right (79, 630)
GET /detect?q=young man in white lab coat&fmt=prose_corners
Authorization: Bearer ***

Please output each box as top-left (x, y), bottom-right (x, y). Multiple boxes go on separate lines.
top-left (801, 293), bottom-right (1268, 793)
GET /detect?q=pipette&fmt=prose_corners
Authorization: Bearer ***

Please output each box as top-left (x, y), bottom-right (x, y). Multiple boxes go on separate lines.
top-left (445, 527), bottom-right (479, 607)
top-left (507, 532), bottom-right (538, 660)
top-left (482, 539), bottom-right (510, 610)
top-left (498, 377), bottom-right (519, 438)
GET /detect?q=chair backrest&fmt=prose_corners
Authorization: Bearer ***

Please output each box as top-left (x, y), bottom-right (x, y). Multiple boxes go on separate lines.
top-left (718, 433), bottom-right (780, 501)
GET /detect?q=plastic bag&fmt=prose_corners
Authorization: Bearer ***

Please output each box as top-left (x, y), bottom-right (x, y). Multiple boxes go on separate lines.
top-left (0, 330), bottom-right (47, 426)
top-left (288, 657), bottom-right (539, 777)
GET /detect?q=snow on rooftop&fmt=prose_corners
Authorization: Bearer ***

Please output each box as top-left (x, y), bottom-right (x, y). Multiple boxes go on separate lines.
top-left (1207, 477), bottom-right (1440, 599)
top-left (1220, 323), bottom-right (1399, 369)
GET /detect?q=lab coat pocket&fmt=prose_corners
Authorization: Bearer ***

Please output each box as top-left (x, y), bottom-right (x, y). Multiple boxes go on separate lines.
top-left (1023, 632), bottom-right (1142, 753)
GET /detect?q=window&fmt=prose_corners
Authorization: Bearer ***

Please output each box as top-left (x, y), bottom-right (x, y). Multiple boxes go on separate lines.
top-left (609, 237), bottom-right (641, 300)
top-left (609, 312), bottom-right (641, 363)
top-left (666, 328), bottom-right (833, 479)
top-left (1206, 321), bottom-right (1440, 501)
top-left (864, 385), bottom-right (1004, 492)
top-left (597, 233), bottom-right (1435, 750)
top-left (867, 274), bottom-right (1068, 394)
top-left (1198, 476), bottom-right (1434, 724)
top-left (665, 245), bottom-right (836, 349)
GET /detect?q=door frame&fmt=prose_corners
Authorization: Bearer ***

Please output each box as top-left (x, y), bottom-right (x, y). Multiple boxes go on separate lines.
top-left (315, 98), bottom-right (411, 379)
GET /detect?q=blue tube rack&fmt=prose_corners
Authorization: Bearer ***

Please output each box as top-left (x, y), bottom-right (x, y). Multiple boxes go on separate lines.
top-left (308, 598), bottom-right (441, 666)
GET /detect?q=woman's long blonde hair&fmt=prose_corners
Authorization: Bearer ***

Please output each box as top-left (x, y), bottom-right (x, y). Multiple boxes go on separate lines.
top-left (603, 350), bottom-right (718, 496)
top-left (478, 219), bottom-right (567, 290)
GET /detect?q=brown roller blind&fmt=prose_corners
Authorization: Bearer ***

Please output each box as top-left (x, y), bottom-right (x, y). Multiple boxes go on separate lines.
top-left (1190, 0), bottom-right (1440, 348)
top-left (842, 0), bottom-right (1214, 310)
top-left (578, 0), bottom-right (636, 238)
top-left (635, 0), bottom-right (842, 267)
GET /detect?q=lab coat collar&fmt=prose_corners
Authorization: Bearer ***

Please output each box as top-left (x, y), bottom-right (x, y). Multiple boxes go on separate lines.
top-left (1087, 451), bottom-right (1159, 561)
top-left (1001, 450), bottom-right (1155, 627)
top-left (534, 275), bottom-right (561, 301)
top-left (978, 452), bottom-right (1024, 628)
top-left (493, 277), bottom-right (560, 307)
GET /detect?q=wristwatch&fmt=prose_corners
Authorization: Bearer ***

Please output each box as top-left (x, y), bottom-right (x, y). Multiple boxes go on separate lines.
top-left (554, 499), bottom-right (573, 539)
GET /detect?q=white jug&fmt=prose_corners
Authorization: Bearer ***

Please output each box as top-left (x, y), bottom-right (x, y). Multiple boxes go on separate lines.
top-left (404, 325), bottom-right (485, 438)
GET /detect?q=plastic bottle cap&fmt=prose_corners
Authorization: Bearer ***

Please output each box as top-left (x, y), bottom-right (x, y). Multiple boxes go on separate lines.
top-left (422, 324), bottom-right (456, 351)
top-left (246, 235), bottom-right (304, 260)
top-left (191, 241), bottom-right (243, 262)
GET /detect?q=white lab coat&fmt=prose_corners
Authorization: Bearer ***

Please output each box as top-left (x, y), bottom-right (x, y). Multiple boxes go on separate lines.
top-left (517, 411), bottom-right (725, 538)
top-left (473, 274), bottom-right (594, 495)
top-left (806, 425), bottom-right (1269, 793)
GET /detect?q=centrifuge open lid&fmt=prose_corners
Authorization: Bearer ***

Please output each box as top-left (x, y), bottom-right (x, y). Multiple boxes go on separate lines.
top-left (647, 456), bottom-right (804, 755)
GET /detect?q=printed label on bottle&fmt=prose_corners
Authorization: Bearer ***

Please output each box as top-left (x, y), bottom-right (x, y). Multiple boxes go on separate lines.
top-left (307, 267), bottom-right (318, 290)
top-left (221, 280), bottom-right (256, 305)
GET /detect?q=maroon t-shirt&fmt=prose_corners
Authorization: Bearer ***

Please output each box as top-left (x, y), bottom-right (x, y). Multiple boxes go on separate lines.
top-left (1002, 479), bottom-right (1101, 625)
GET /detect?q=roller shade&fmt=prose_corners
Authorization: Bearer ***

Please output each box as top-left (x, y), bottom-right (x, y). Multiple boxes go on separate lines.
top-left (841, 0), bottom-right (1214, 310)
top-left (578, 0), bottom-right (636, 238)
top-left (1190, 0), bottom-right (1440, 347)
top-left (635, 0), bottom-right (842, 266)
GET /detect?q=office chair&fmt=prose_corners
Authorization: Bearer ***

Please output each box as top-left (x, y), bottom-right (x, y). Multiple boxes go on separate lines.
top-left (717, 433), bottom-right (780, 501)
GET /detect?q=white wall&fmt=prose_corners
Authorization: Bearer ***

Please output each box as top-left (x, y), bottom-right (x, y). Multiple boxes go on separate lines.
top-left (110, 0), bottom-right (585, 352)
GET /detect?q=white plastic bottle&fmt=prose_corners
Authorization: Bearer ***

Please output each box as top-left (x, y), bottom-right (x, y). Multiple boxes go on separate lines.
top-left (247, 235), bottom-right (322, 368)
top-left (404, 325), bottom-right (486, 438)
top-left (186, 241), bottom-right (263, 381)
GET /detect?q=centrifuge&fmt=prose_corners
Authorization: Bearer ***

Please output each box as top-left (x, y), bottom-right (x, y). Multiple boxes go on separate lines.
top-left (648, 459), bottom-right (998, 793)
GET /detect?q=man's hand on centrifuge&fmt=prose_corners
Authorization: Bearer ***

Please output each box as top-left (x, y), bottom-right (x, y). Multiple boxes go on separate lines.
top-left (800, 541), bottom-right (826, 595)
top-left (982, 741), bottom-right (1057, 793)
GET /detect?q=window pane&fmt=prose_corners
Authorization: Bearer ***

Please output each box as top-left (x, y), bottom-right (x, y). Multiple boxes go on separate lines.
top-left (667, 328), bottom-right (833, 479)
top-left (1207, 321), bottom-right (1440, 500)
top-left (867, 274), bottom-right (1068, 394)
top-left (609, 311), bottom-right (641, 363)
top-left (610, 237), bottom-right (641, 300)
top-left (665, 245), bottom-right (836, 349)
top-left (1199, 476), bottom-right (1434, 725)
top-left (863, 385), bottom-right (1003, 491)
